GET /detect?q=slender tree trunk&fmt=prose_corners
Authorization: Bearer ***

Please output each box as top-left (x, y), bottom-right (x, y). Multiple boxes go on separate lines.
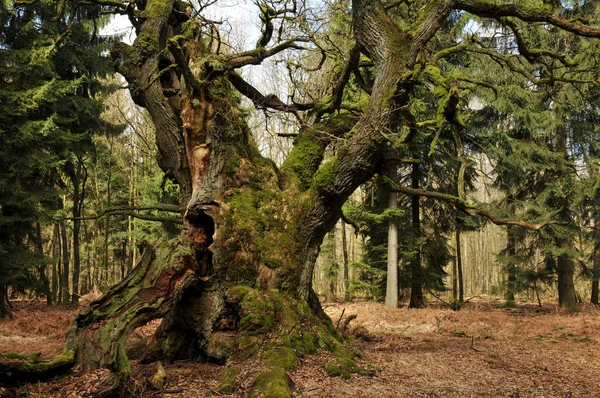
top-left (385, 164), bottom-right (399, 309)
top-left (51, 223), bottom-right (59, 303)
top-left (557, 251), bottom-right (577, 310)
top-left (35, 222), bottom-right (52, 305)
top-left (505, 226), bottom-right (517, 306)
top-left (452, 256), bottom-right (458, 302)
top-left (456, 226), bottom-right (464, 304)
top-left (555, 128), bottom-right (577, 312)
top-left (340, 220), bottom-right (350, 302)
top-left (591, 249), bottom-right (600, 305)
top-left (409, 161), bottom-right (424, 308)
top-left (103, 139), bottom-right (113, 286)
top-left (69, 159), bottom-right (86, 305)
top-left (60, 220), bottom-right (70, 304)
top-left (0, 285), bottom-right (9, 318)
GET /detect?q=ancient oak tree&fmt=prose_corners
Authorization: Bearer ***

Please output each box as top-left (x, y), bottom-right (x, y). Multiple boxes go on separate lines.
top-left (4, 0), bottom-right (600, 395)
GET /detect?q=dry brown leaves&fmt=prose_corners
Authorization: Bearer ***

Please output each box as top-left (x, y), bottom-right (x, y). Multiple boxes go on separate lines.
top-left (2, 299), bottom-right (600, 397)
top-left (0, 301), bottom-right (76, 360)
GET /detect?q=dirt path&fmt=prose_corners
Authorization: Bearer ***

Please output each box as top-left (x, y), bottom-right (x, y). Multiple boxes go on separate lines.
top-left (2, 300), bottom-right (600, 397)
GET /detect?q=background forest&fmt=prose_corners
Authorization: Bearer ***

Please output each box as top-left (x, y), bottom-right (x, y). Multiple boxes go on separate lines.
top-left (2, 0), bottom-right (600, 315)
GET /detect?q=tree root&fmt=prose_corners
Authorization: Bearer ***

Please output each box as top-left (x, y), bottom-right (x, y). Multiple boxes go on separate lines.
top-left (0, 348), bottom-right (76, 386)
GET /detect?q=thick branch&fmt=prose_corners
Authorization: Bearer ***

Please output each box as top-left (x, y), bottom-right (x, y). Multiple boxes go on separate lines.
top-left (61, 205), bottom-right (182, 224)
top-left (227, 38), bottom-right (310, 69)
top-left (227, 71), bottom-right (313, 113)
top-left (410, 0), bottom-right (456, 55)
top-left (329, 45), bottom-right (361, 115)
top-left (392, 184), bottom-right (559, 231)
top-left (457, 0), bottom-right (600, 38)
top-left (500, 17), bottom-right (576, 66)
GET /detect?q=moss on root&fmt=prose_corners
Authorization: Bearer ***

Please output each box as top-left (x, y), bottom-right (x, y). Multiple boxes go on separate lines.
top-left (227, 286), bottom-right (275, 335)
top-left (265, 347), bottom-right (298, 372)
top-left (249, 368), bottom-right (293, 398)
top-left (324, 357), bottom-right (361, 379)
top-left (215, 366), bottom-right (242, 394)
top-left (0, 347), bottom-right (76, 383)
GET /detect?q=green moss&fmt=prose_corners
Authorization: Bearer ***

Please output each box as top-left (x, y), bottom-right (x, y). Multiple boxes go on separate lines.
top-left (215, 366), bottom-right (241, 394)
top-left (324, 357), bottom-right (360, 379)
top-left (424, 64), bottom-right (446, 85)
top-left (239, 301), bottom-right (275, 335)
top-left (137, 31), bottom-right (160, 54)
top-left (224, 156), bottom-right (241, 175)
top-left (324, 361), bottom-right (343, 377)
top-left (249, 368), bottom-right (292, 398)
top-left (228, 286), bottom-right (275, 335)
top-left (29, 352), bottom-right (41, 362)
top-left (2, 352), bottom-right (28, 360)
top-left (265, 347), bottom-right (298, 371)
top-left (227, 285), bottom-right (253, 302)
top-left (316, 323), bottom-right (344, 352)
top-left (6, 347), bottom-right (76, 375)
top-left (312, 157), bottom-right (336, 191)
top-left (206, 332), bottom-right (235, 364)
top-left (237, 336), bottom-right (261, 359)
top-left (301, 332), bottom-right (318, 354)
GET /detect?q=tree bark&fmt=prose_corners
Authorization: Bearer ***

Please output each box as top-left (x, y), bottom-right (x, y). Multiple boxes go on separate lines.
top-left (340, 220), bottom-right (350, 302)
top-left (409, 162), bottom-right (424, 308)
top-left (51, 223), bottom-right (59, 303)
top-left (505, 226), bottom-right (517, 306)
top-left (456, 225), bottom-right (464, 304)
top-left (0, 285), bottom-right (9, 318)
top-left (35, 222), bottom-right (52, 306)
top-left (59, 220), bottom-right (70, 304)
top-left (555, 128), bottom-right (577, 312)
top-left (103, 139), bottom-right (113, 286)
top-left (385, 164), bottom-right (399, 309)
top-left (68, 159), bottom-right (86, 305)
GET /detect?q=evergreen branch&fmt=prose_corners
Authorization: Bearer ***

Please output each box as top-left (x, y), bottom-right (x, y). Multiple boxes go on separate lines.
top-left (384, 178), bottom-right (560, 231)
top-left (454, 77), bottom-right (498, 99)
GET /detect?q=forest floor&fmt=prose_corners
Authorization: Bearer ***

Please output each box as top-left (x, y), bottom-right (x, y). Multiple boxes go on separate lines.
top-left (1, 297), bottom-right (600, 397)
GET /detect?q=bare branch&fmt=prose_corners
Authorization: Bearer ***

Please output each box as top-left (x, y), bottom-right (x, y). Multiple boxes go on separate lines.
top-left (227, 38), bottom-right (311, 69)
top-left (227, 71), bottom-right (313, 114)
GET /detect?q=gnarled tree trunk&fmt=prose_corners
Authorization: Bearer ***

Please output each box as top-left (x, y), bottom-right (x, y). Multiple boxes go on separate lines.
top-left (0, 0), bottom-right (458, 394)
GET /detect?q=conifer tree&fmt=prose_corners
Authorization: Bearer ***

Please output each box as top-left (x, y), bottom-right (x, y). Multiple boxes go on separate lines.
top-left (0, 0), bottom-right (117, 312)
